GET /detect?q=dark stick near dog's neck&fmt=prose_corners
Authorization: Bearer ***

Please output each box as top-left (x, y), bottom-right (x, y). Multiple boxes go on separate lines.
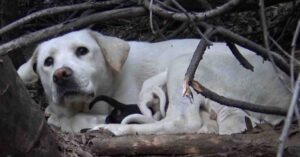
top-left (89, 95), bottom-right (137, 110)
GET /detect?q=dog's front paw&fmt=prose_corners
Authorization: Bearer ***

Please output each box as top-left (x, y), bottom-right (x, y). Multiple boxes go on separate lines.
top-left (47, 114), bottom-right (61, 128)
top-left (218, 116), bottom-right (248, 135)
top-left (197, 125), bottom-right (218, 134)
top-left (90, 124), bottom-right (130, 136)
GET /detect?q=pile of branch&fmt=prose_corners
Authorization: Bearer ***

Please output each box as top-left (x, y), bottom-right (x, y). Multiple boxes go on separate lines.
top-left (0, 0), bottom-right (296, 115)
top-left (0, 0), bottom-right (300, 156)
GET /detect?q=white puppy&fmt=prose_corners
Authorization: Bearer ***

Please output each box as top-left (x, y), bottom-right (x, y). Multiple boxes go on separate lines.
top-left (18, 29), bottom-right (291, 134)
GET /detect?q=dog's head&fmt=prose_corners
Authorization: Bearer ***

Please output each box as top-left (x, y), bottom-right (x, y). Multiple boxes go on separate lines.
top-left (17, 29), bottom-right (129, 110)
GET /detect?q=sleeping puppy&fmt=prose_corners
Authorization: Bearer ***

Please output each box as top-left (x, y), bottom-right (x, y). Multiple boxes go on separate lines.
top-left (89, 95), bottom-right (141, 124)
top-left (89, 92), bottom-right (167, 124)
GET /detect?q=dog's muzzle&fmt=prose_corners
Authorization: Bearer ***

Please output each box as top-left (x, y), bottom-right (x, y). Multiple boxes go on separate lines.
top-left (53, 67), bottom-right (92, 98)
top-left (53, 66), bottom-right (73, 85)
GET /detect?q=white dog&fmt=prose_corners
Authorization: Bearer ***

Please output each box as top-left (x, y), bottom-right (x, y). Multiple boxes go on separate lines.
top-left (18, 29), bottom-right (291, 134)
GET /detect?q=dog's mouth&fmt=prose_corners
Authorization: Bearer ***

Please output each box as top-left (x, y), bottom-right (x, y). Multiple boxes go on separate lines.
top-left (53, 79), bottom-right (95, 106)
top-left (56, 87), bottom-right (95, 101)
top-left (57, 90), bottom-right (95, 112)
top-left (62, 90), bottom-right (95, 98)
top-left (63, 90), bottom-right (92, 96)
top-left (57, 90), bottom-right (95, 110)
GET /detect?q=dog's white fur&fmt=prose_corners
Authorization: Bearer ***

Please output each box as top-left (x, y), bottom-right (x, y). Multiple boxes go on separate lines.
top-left (18, 29), bottom-right (291, 134)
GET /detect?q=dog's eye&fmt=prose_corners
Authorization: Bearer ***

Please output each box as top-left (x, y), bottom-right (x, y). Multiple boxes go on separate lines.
top-left (76, 46), bottom-right (89, 56)
top-left (44, 57), bottom-right (54, 66)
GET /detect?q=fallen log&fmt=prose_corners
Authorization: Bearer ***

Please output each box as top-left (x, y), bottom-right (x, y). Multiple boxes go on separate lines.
top-left (90, 126), bottom-right (293, 156)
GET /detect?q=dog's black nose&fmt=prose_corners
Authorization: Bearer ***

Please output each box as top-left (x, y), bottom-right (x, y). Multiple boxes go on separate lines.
top-left (53, 67), bottom-right (73, 85)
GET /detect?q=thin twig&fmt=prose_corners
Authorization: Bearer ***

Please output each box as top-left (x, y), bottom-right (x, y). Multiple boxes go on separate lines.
top-left (166, 21), bottom-right (189, 38)
top-left (0, 0), bottom-right (123, 36)
top-left (268, 36), bottom-right (294, 93)
top-left (183, 28), bottom-right (216, 96)
top-left (294, 105), bottom-right (300, 131)
top-left (269, 36), bottom-right (300, 66)
top-left (290, 19), bottom-right (300, 132)
top-left (0, 84), bottom-right (9, 96)
top-left (213, 25), bottom-right (290, 76)
top-left (191, 80), bottom-right (287, 116)
top-left (153, 20), bottom-right (167, 40)
top-left (275, 2), bottom-right (300, 44)
top-left (259, 0), bottom-right (270, 50)
top-left (153, 0), bottom-right (180, 12)
top-left (144, 0), bottom-right (243, 21)
top-left (0, 7), bottom-right (147, 56)
top-left (149, 0), bottom-right (156, 34)
top-left (159, 20), bottom-right (176, 33)
top-left (290, 19), bottom-right (300, 89)
top-left (277, 74), bottom-right (300, 157)
top-left (145, 3), bottom-right (291, 76)
top-left (170, 0), bottom-right (212, 45)
top-left (226, 41), bottom-right (254, 71)
top-left (259, 0), bottom-right (292, 97)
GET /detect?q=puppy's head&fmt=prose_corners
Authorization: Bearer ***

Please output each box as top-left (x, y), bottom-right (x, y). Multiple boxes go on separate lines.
top-left (17, 29), bottom-right (129, 110)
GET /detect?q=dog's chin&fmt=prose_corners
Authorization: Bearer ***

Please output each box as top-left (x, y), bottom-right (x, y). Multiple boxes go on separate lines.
top-left (54, 91), bottom-right (95, 112)
top-left (57, 90), bottom-right (94, 104)
top-left (63, 91), bottom-right (94, 98)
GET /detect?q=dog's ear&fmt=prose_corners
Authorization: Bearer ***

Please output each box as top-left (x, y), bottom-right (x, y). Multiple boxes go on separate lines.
top-left (17, 48), bottom-right (39, 84)
top-left (89, 30), bottom-right (130, 72)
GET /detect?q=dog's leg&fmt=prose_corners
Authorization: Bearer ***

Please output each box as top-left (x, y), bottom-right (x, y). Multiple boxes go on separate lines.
top-left (197, 110), bottom-right (219, 134)
top-left (54, 113), bottom-right (106, 132)
top-left (45, 104), bottom-right (76, 129)
top-left (46, 104), bottom-right (107, 132)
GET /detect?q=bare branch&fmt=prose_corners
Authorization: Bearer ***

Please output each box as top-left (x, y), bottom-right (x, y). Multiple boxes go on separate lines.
top-left (290, 19), bottom-right (300, 88)
top-left (226, 41), bottom-right (254, 71)
top-left (170, 0), bottom-right (212, 44)
top-left (0, 7), bottom-right (147, 56)
top-left (259, 0), bottom-right (270, 49)
top-left (258, 0), bottom-right (290, 96)
top-left (166, 21), bottom-right (189, 38)
top-left (191, 80), bottom-right (287, 116)
top-left (149, 0), bottom-right (156, 34)
top-left (213, 25), bottom-right (290, 76)
top-left (269, 36), bottom-right (300, 66)
top-left (152, 20), bottom-right (168, 40)
top-left (153, 0), bottom-right (180, 12)
top-left (236, 0), bottom-right (296, 11)
top-left (277, 74), bottom-right (300, 157)
top-left (0, 0), bottom-right (123, 36)
top-left (144, 1), bottom-right (291, 76)
top-left (144, 0), bottom-right (243, 21)
top-left (183, 28), bottom-right (217, 96)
